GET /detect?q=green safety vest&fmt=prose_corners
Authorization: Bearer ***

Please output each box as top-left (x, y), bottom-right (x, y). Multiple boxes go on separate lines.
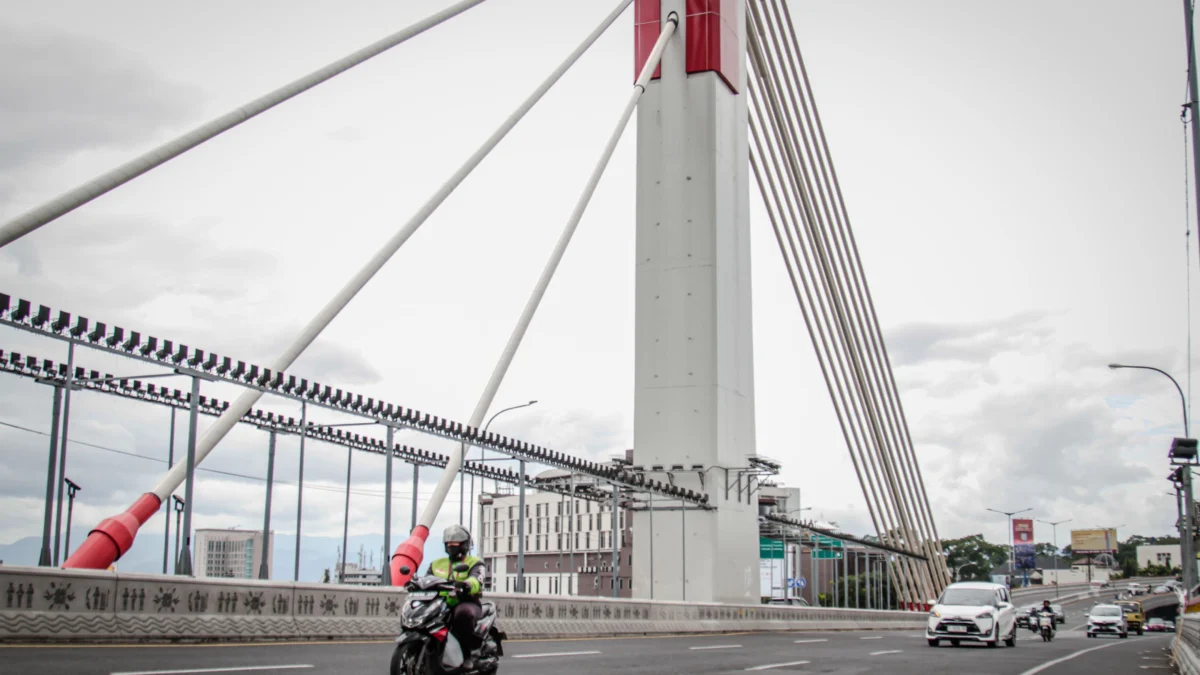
top-left (429, 555), bottom-right (484, 604)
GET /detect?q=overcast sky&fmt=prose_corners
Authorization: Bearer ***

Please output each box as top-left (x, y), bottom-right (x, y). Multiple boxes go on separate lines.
top-left (0, 0), bottom-right (1194, 572)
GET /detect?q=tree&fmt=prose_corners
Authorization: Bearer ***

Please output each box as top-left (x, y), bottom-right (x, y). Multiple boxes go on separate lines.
top-left (942, 535), bottom-right (1010, 582)
top-left (322, 568), bottom-right (331, 584)
top-left (1033, 543), bottom-right (1062, 560)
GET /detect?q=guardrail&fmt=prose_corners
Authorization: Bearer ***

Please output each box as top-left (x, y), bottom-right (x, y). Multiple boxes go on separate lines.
top-left (0, 566), bottom-right (924, 643)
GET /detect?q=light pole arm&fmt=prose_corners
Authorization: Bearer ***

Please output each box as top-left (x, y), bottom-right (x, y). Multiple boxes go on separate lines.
top-left (1112, 364), bottom-right (1189, 436)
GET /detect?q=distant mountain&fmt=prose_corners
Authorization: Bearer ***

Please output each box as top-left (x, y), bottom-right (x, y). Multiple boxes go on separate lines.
top-left (0, 530), bottom-right (448, 583)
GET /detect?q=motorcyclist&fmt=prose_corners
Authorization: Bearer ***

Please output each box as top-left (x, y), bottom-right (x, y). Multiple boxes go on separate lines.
top-left (425, 525), bottom-right (486, 665)
top-left (1036, 600), bottom-right (1057, 636)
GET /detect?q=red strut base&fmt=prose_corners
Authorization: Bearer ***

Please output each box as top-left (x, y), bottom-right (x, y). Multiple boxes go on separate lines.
top-left (63, 492), bottom-right (161, 569)
top-left (390, 525), bottom-right (429, 586)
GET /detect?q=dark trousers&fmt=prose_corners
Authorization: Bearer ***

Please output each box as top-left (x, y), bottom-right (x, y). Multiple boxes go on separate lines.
top-left (451, 599), bottom-right (483, 653)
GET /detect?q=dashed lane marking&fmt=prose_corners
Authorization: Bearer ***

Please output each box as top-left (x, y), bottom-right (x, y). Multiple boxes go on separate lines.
top-left (111, 667), bottom-right (314, 675)
top-left (744, 660), bottom-right (811, 671)
top-left (793, 639), bottom-right (828, 644)
top-left (690, 645), bottom-right (743, 650)
top-left (511, 651), bottom-right (602, 659)
top-left (869, 650), bottom-right (902, 656)
top-left (859, 636), bottom-right (884, 640)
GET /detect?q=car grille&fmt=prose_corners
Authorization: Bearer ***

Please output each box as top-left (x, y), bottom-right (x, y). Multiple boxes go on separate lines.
top-left (935, 619), bottom-right (983, 635)
top-left (1090, 623), bottom-right (1121, 633)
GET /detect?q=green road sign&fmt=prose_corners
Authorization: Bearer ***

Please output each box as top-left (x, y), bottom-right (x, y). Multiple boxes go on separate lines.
top-left (760, 537), bottom-right (785, 559)
top-left (814, 550), bottom-right (844, 559)
top-left (812, 535), bottom-right (844, 548)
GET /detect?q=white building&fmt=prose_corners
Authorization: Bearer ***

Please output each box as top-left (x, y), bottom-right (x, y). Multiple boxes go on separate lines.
top-left (478, 469), bottom-right (630, 597)
top-left (337, 561), bottom-right (382, 586)
top-left (195, 529), bottom-right (273, 580)
top-left (1137, 544), bottom-right (1181, 570)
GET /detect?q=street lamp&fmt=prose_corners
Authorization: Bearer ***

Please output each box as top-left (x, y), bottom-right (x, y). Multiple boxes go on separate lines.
top-left (469, 400), bottom-right (538, 536)
top-left (987, 507), bottom-right (1032, 587)
top-left (1036, 518), bottom-right (1071, 596)
top-left (62, 478), bottom-right (80, 557)
top-left (172, 496), bottom-right (186, 574)
top-left (1108, 363), bottom-right (1196, 591)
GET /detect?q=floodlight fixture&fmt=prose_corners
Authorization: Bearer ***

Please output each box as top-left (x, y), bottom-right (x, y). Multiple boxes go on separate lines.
top-left (51, 311), bottom-right (70, 332)
top-left (32, 305), bottom-right (50, 327)
top-left (1170, 437), bottom-right (1198, 464)
top-left (122, 331), bottom-right (139, 352)
top-left (156, 339), bottom-right (172, 360)
top-left (107, 327), bottom-right (123, 347)
top-left (87, 322), bottom-right (105, 343)
top-left (12, 299), bottom-right (29, 322)
top-left (217, 357), bottom-right (231, 375)
top-left (70, 316), bottom-right (87, 337)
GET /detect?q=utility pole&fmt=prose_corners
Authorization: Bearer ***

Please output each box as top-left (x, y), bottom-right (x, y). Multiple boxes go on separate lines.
top-left (1036, 518), bottom-right (1072, 597)
top-left (1184, 0), bottom-right (1200, 272)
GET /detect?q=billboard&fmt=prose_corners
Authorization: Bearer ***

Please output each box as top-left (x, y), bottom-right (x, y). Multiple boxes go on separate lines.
top-left (1013, 519), bottom-right (1036, 570)
top-left (1070, 528), bottom-right (1118, 554)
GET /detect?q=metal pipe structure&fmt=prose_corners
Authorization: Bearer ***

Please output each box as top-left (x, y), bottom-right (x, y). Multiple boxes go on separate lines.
top-left (568, 472), bottom-right (575, 595)
top-left (390, 2), bottom-right (675, 586)
top-left (680, 499), bottom-right (687, 602)
top-left (172, 496), bottom-right (184, 573)
top-left (175, 375), bottom-right (202, 576)
top-left (516, 459), bottom-right (527, 593)
top-left (64, 0), bottom-right (630, 574)
top-left (411, 465), bottom-right (419, 532)
top-left (340, 447), bottom-right (352, 583)
top-left (0, 0), bottom-right (489, 247)
top-left (52, 342), bottom-right (76, 566)
top-left (259, 431), bottom-right (276, 580)
top-left (383, 424), bottom-right (394, 585)
top-left (648, 489), bottom-right (653, 599)
top-left (38, 385), bottom-right (63, 567)
top-left (611, 486), bottom-right (620, 598)
top-left (162, 408), bottom-right (175, 574)
top-left (294, 402), bottom-right (306, 581)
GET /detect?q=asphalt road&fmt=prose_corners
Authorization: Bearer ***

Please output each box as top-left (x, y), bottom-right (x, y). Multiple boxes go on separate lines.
top-left (0, 618), bottom-right (1175, 675)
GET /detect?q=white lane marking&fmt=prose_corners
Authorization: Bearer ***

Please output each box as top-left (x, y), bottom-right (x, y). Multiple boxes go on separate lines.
top-left (690, 644), bottom-right (742, 650)
top-left (1016, 640), bottom-right (1136, 675)
top-left (745, 660), bottom-right (811, 671)
top-left (859, 636), bottom-right (884, 640)
top-left (112, 662), bottom-right (314, 667)
top-left (793, 639), bottom-right (828, 644)
top-left (511, 650), bottom-right (602, 659)
top-left (870, 650), bottom-right (902, 656)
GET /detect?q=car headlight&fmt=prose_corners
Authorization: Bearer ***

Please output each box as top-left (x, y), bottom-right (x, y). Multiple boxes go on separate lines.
top-left (929, 610), bottom-right (941, 618)
top-left (975, 611), bottom-right (993, 620)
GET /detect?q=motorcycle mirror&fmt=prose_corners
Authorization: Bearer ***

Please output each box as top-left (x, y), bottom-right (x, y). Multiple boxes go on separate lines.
top-left (454, 563), bottom-right (470, 573)
top-left (400, 566), bottom-right (411, 576)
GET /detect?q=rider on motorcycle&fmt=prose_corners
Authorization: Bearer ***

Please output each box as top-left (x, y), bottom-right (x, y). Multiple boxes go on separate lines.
top-left (1037, 600), bottom-right (1056, 636)
top-left (426, 525), bottom-right (486, 664)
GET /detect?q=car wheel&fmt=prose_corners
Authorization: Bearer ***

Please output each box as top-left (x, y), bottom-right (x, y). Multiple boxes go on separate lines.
top-left (1005, 630), bottom-right (1016, 648)
top-left (1087, 633), bottom-right (1093, 638)
top-left (927, 639), bottom-right (939, 647)
top-left (1120, 633), bottom-right (1128, 639)
top-left (1138, 628), bottom-right (1144, 636)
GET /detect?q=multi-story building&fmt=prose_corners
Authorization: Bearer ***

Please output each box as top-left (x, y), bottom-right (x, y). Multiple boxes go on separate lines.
top-left (478, 469), bottom-right (632, 598)
top-left (337, 561), bottom-right (383, 586)
top-left (195, 529), bottom-right (273, 580)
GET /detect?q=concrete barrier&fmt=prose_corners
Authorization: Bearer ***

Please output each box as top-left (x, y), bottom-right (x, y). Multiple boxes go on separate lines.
top-left (1176, 614), bottom-right (1200, 675)
top-left (0, 566), bottom-right (924, 643)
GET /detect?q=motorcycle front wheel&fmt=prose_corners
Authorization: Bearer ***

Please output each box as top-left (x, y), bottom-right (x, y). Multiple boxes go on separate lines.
top-left (391, 642), bottom-right (436, 675)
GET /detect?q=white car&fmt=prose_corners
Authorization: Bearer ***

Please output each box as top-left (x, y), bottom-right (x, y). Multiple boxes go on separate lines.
top-left (926, 582), bottom-right (1018, 648)
top-left (1086, 604), bottom-right (1129, 639)
top-left (1127, 583), bottom-right (1147, 596)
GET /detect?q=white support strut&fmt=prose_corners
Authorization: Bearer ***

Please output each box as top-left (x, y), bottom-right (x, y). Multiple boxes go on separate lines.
top-left (146, 0), bottom-right (636, 503)
top-left (420, 10), bottom-right (681, 532)
top-left (0, 0), bottom-right (488, 248)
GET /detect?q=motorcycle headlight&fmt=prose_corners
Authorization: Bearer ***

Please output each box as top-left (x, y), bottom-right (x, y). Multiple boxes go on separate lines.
top-left (401, 599), bottom-right (446, 629)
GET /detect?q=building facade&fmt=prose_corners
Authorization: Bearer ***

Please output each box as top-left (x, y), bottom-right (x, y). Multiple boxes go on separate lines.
top-left (194, 529), bottom-right (273, 580)
top-left (1137, 544), bottom-right (1181, 571)
top-left (478, 471), bottom-right (632, 598)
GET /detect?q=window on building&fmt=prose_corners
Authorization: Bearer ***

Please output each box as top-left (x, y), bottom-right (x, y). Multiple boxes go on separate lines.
top-left (508, 506), bottom-right (513, 519)
top-left (557, 502), bottom-right (562, 516)
top-left (507, 536), bottom-right (513, 551)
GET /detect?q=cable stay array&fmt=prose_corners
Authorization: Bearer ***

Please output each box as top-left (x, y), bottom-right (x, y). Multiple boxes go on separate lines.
top-left (745, 0), bottom-right (950, 604)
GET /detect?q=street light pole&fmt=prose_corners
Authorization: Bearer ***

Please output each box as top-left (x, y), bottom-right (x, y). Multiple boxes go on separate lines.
top-left (1036, 518), bottom-right (1072, 597)
top-left (475, 400), bottom-right (538, 513)
top-left (1109, 363), bottom-right (1196, 591)
top-left (63, 478), bottom-right (81, 557)
top-left (987, 507), bottom-right (1032, 588)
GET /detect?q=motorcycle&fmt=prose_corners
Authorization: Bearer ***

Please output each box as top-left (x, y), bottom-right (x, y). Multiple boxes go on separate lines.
top-left (390, 564), bottom-right (505, 675)
top-left (1038, 614), bottom-right (1054, 642)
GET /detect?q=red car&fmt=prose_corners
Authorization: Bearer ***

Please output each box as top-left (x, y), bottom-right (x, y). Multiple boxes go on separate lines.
top-left (1145, 618), bottom-right (1168, 632)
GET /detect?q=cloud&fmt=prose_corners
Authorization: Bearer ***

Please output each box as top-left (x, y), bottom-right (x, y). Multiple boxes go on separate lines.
top-left (0, 24), bottom-right (201, 201)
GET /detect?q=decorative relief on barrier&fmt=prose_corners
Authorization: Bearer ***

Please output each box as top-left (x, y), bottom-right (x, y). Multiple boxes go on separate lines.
top-left (216, 591), bottom-right (238, 614)
top-left (120, 588), bottom-right (146, 612)
top-left (297, 594), bottom-right (314, 615)
top-left (187, 590), bottom-right (208, 613)
top-left (384, 598), bottom-right (400, 617)
top-left (44, 582), bottom-right (75, 610)
top-left (364, 598), bottom-right (379, 616)
top-left (320, 594), bottom-right (337, 615)
top-left (6, 582), bottom-right (34, 609)
top-left (86, 586), bottom-right (110, 611)
top-left (153, 587), bottom-right (179, 613)
top-left (569, 605), bottom-right (578, 619)
top-left (343, 597), bottom-right (359, 616)
top-left (244, 591), bottom-right (265, 615)
top-left (272, 593), bottom-right (289, 615)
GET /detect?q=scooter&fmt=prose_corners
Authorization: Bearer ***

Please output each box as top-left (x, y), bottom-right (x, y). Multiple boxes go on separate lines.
top-left (1038, 614), bottom-right (1054, 642)
top-left (390, 564), bottom-right (505, 675)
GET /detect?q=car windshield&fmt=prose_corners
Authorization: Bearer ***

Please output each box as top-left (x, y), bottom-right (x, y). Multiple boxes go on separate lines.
top-left (1148, 618), bottom-right (1165, 625)
top-left (1092, 607), bottom-right (1122, 617)
top-left (1119, 603), bottom-right (1139, 612)
top-left (938, 589), bottom-right (996, 606)
top-left (1051, 605), bottom-right (1062, 612)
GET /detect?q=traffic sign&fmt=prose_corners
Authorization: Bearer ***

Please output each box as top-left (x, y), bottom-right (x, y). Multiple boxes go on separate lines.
top-left (812, 535), bottom-right (844, 548)
top-left (814, 550), bottom-right (844, 559)
top-left (760, 537), bottom-right (785, 559)
top-left (788, 577), bottom-right (807, 589)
